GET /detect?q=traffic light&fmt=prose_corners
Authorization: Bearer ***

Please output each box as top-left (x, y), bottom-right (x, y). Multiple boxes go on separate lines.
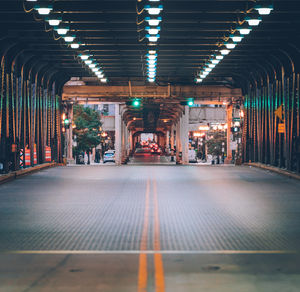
top-left (62, 113), bottom-right (70, 129)
top-left (180, 98), bottom-right (194, 107)
top-left (126, 98), bottom-right (141, 108)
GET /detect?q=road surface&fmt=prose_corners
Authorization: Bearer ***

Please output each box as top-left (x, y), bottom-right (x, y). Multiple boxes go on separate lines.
top-left (0, 164), bottom-right (300, 291)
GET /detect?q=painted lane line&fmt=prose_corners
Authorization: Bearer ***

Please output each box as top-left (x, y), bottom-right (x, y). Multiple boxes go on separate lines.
top-left (3, 250), bottom-right (298, 255)
top-left (138, 179), bottom-right (150, 292)
top-left (153, 179), bottom-right (165, 292)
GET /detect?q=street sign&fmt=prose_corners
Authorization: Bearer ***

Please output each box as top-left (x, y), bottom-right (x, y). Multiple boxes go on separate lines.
top-left (278, 123), bottom-right (285, 133)
top-left (275, 105), bottom-right (284, 121)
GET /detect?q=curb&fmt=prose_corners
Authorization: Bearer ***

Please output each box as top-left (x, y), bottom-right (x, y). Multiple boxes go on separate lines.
top-left (0, 163), bottom-right (58, 185)
top-left (245, 162), bottom-right (300, 181)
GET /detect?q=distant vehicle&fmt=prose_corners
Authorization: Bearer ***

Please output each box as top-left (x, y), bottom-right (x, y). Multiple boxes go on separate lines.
top-left (151, 145), bottom-right (162, 155)
top-left (188, 149), bottom-right (197, 163)
top-left (134, 147), bottom-right (151, 156)
top-left (103, 150), bottom-right (115, 163)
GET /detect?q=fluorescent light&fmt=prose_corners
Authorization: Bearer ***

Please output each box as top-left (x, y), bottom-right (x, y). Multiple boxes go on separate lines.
top-left (254, 4), bottom-right (274, 15)
top-left (55, 27), bottom-right (69, 35)
top-left (204, 68), bottom-right (212, 72)
top-left (64, 36), bottom-right (75, 42)
top-left (220, 49), bottom-right (230, 55)
top-left (245, 15), bottom-right (262, 26)
top-left (147, 60), bottom-right (157, 65)
top-left (47, 18), bottom-right (62, 26)
top-left (145, 5), bottom-right (163, 15)
top-left (100, 78), bottom-right (107, 83)
top-left (201, 71), bottom-right (209, 76)
top-left (212, 59), bottom-right (220, 64)
top-left (148, 50), bottom-right (157, 54)
top-left (92, 68), bottom-right (99, 72)
top-left (148, 78), bottom-right (155, 82)
top-left (80, 54), bottom-right (90, 60)
top-left (216, 55), bottom-right (224, 60)
top-left (146, 34), bottom-right (160, 42)
top-left (146, 27), bottom-right (160, 35)
top-left (196, 78), bottom-right (203, 83)
top-left (208, 64), bottom-right (216, 68)
top-left (237, 24), bottom-right (252, 35)
top-left (84, 60), bottom-right (92, 65)
top-left (89, 64), bottom-right (96, 68)
top-left (71, 43), bottom-right (80, 49)
top-left (145, 17), bottom-right (162, 26)
top-left (239, 28), bottom-right (251, 35)
top-left (225, 42), bottom-right (236, 49)
top-left (147, 55), bottom-right (157, 60)
top-left (35, 5), bottom-right (53, 15)
top-left (230, 33), bottom-right (243, 43)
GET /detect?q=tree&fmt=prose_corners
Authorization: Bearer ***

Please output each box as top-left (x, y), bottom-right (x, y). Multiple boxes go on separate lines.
top-left (73, 105), bottom-right (102, 163)
top-left (206, 131), bottom-right (226, 157)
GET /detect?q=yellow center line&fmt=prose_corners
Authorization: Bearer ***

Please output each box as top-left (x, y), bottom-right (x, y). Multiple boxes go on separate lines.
top-left (138, 179), bottom-right (150, 292)
top-left (153, 179), bottom-right (165, 292)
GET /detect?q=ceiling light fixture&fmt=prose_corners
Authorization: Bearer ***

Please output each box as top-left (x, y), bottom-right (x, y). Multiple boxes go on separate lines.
top-left (70, 43), bottom-right (80, 49)
top-left (229, 32), bottom-right (243, 43)
top-left (46, 17), bottom-right (62, 26)
top-left (144, 5), bottom-right (163, 15)
top-left (34, 5), bottom-right (53, 15)
top-left (145, 27), bottom-right (161, 35)
top-left (220, 49), bottom-right (230, 55)
top-left (245, 14), bottom-right (262, 26)
top-left (224, 39), bottom-right (236, 49)
top-left (54, 26), bottom-right (70, 35)
top-left (146, 34), bottom-right (160, 42)
top-left (80, 54), bottom-right (90, 60)
top-left (145, 17), bottom-right (162, 26)
top-left (236, 23), bottom-right (252, 35)
top-left (254, 3), bottom-right (274, 15)
top-left (64, 35), bottom-right (76, 42)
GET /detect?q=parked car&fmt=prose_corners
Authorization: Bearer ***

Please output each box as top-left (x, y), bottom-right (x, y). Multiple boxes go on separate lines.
top-left (103, 150), bottom-right (115, 163)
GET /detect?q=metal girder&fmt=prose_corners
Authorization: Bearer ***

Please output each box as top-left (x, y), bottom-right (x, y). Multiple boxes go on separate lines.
top-left (62, 85), bottom-right (242, 101)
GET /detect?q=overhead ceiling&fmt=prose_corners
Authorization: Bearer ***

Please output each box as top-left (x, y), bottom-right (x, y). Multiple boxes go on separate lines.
top-left (0, 0), bottom-right (299, 87)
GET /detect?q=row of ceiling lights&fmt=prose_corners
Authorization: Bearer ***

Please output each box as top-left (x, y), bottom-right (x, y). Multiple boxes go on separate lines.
top-left (138, 0), bottom-right (164, 83)
top-left (195, 1), bottom-right (274, 84)
top-left (25, 0), bottom-right (107, 83)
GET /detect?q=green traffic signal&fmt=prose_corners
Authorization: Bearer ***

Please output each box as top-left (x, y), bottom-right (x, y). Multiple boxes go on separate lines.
top-left (180, 98), bottom-right (194, 106)
top-left (133, 99), bottom-right (140, 107)
top-left (64, 119), bottom-right (70, 125)
top-left (187, 99), bottom-right (194, 106)
top-left (126, 99), bottom-right (141, 107)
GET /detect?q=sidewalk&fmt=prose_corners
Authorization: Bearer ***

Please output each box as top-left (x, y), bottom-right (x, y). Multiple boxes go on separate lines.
top-left (0, 163), bottom-right (57, 184)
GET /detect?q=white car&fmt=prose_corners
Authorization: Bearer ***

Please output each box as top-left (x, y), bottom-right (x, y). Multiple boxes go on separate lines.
top-left (103, 150), bottom-right (115, 163)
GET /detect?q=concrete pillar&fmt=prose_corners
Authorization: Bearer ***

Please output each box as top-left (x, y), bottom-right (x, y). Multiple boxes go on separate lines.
top-left (115, 104), bottom-right (122, 165)
top-left (225, 104), bottom-right (233, 164)
top-left (129, 130), bottom-right (133, 154)
top-left (176, 121), bottom-right (181, 163)
top-left (181, 106), bottom-right (189, 164)
top-left (170, 126), bottom-right (175, 151)
top-left (166, 131), bottom-right (170, 152)
top-left (67, 104), bottom-right (74, 163)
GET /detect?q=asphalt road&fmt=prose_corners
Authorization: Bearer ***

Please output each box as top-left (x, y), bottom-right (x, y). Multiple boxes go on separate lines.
top-left (0, 164), bottom-right (300, 292)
